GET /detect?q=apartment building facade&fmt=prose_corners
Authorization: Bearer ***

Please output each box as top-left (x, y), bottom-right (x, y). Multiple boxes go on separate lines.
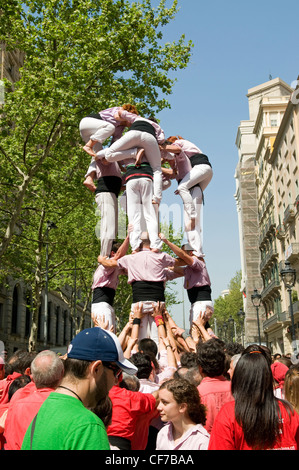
top-left (235, 77), bottom-right (299, 354)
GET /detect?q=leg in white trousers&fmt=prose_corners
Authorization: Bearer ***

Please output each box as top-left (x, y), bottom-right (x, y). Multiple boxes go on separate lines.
top-left (97, 130), bottom-right (162, 204)
top-left (79, 117), bottom-right (116, 145)
top-left (131, 301), bottom-right (165, 347)
top-left (92, 302), bottom-right (116, 330)
top-left (79, 117), bottom-right (116, 177)
top-left (178, 164), bottom-right (213, 256)
top-left (126, 178), bottom-right (162, 251)
top-left (95, 192), bottom-right (118, 257)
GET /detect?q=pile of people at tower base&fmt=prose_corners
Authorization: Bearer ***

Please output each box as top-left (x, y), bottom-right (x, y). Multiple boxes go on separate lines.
top-left (1, 104), bottom-right (299, 451)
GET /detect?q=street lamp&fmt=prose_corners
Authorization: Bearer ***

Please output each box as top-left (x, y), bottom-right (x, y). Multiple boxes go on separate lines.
top-left (223, 321), bottom-right (228, 342)
top-left (237, 308), bottom-right (245, 346)
top-left (228, 315), bottom-right (234, 342)
top-left (280, 260), bottom-right (297, 353)
top-left (251, 288), bottom-right (262, 345)
top-left (44, 220), bottom-right (57, 346)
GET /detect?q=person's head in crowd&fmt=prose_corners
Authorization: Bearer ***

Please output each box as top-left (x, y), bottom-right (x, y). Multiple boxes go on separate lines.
top-left (179, 352), bottom-right (198, 369)
top-left (7, 375), bottom-right (31, 401)
top-left (225, 342), bottom-right (245, 356)
top-left (30, 350), bottom-right (64, 389)
top-left (245, 343), bottom-right (272, 367)
top-left (130, 352), bottom-right (153, 381)
top-left (173, 366), bottom-right (202, 387)
top-left (273, 353), bottom-right (282, 362)
top-left (119, 372), bottom-right (140, 391)
top-left (271, 361), bottom-right (289, 391)
top-left (277, 356), bottom-right (292, 368)
top-left (138, 338), bottom-right (158, 358)
top-left (196, 338), bottom-right (225, 378)
top-left (5, 350), bottom-right (37, 377)
top-left (66, 327), bottom-right (138, 407)
top-left (158, 378), bottom-right (206, 427)
top-left (284, 364), bottom-right (299, 414)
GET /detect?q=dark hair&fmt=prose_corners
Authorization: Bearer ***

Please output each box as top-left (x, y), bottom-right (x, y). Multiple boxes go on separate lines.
top-left (130, 352), bottom-right (152, 379)
top-left (91, 396), bottom-right (113, 429)
top-left (7, 350), bottom-right (37, 375)
top-left (159, 378), bottom-right (206, 425)
top-left (63, 358), bottom-right (91, 379)
top-left (232, 345), bottom-right (293, 449)
top-left (225, 342), bottom-right (245, 356)
top-left (8, 375), bottom-right (31, 401)
top-left (138, 338), bottom-right (158, 357)
top-left (180, 352), bottom-right (198, 368)
top-left (196, 339), bottom-right (225, 377)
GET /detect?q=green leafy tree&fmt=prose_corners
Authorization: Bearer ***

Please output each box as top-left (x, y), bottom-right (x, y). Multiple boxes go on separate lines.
top-left (213, 270), bottom-right (243, 341)
top-left (0, 0), bottom-right (193, 349)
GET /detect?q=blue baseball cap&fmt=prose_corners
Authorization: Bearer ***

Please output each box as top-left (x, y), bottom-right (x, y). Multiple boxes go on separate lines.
top-left (67, 328), bottom-right (138, 375)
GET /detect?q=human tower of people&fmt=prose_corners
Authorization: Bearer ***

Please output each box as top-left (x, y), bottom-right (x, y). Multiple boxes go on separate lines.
top-left (1, 104), bottom-right (299, 452)
top-left (79, 103), bottom-right (214, 339)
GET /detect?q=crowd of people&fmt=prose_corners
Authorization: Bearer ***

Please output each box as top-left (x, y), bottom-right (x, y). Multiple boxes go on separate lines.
top-left (1, 305), bottom-right (299, 450)
top-left (1, 103), bottom-right (299, 451)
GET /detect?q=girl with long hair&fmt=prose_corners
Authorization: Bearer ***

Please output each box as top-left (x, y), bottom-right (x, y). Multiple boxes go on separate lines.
top-left (208, 345), bottom-right (299, 450)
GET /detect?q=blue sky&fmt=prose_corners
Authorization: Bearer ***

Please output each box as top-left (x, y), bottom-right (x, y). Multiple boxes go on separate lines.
top-left (149, 0), bottom-right (299, 326)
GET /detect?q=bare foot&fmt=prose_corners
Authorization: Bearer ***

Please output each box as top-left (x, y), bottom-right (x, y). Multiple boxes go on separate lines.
top-left (83, 145), bottom-right (96, 157)
top-left (135, 148), bottom-right (145, 167)
top-left (83, 176), bottom-right (96, 192)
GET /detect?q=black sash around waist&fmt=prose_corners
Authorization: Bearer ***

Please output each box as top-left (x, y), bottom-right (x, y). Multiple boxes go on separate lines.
top-left (189, 153), bottom-right (212, 168)
top-left (187, 285), bottom-right (212, 304)
top-left (87, 113), bottom-right (103, 120)
top-left (125, 163), bottom-right (153, 183)
top-left (129, 120), bottom-right (156, 138)
top-left (92, 286), bottom-right (116, 306)
top-left (131, 280), bottom-right (165, 303)
top-left (95, 176), bottom-right (122, 197)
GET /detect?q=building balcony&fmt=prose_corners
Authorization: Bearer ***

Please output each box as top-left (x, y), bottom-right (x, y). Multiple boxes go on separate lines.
top-left (283, 204), bottom-right (295, 225)
top-left (259, 216), bottom-right (276, 245)
top-left (275, 223), bottom-right (285, 240)
top-left (260, 245), bottom-right (278, 272)
top-left (263, 312), bottom-right (283, 331)
top-left (285, 243), bottom-right (299, 263)
top-left (261, 279), bottom-right (281, 299)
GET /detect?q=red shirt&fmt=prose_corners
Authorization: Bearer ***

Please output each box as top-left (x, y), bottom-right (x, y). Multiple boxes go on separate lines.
top-left (107, 386), bottom-right (156, 445)
top-left (208, 400), bottom-right (299, 450)
top-left (4, 388), bottom-right (54, 450)
top-left (197, 376), bottom-right (233, 433)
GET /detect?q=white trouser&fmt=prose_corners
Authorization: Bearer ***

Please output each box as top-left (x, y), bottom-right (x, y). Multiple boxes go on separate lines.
top-left (97, 130), bottom-right (162, 203)
top-left (178, 164), bottom-right (213, 256)
top-left (126, 178), bottom-right (162, 251)
top-left (131, 301), bottom-right (165, 346)
top-left (95, 192), bottom-right (118, 257)
top-left (92, 302), bottom-right (115, 330)
top-left (189, 300), bottom-right (214, 328)
top-left (80, 118), bottom-right (116, 178)
top-left (79, 117), bottom-right (116, 144)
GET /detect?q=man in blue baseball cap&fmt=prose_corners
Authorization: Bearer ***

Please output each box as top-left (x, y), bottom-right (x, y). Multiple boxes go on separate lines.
top-left (21, 328), bottom-right (137, 450)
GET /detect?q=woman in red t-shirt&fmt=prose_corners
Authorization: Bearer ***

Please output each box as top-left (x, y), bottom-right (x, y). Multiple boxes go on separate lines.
top-left (208, 345), bottom-right (299, 450)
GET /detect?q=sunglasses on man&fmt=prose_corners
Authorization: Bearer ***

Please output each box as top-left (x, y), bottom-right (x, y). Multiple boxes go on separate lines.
top-left (102, 361), bottom-right (122, 379)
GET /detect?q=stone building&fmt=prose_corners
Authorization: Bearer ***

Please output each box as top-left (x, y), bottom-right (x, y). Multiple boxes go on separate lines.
top-left (235, 77), bottom-right (299, 354)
